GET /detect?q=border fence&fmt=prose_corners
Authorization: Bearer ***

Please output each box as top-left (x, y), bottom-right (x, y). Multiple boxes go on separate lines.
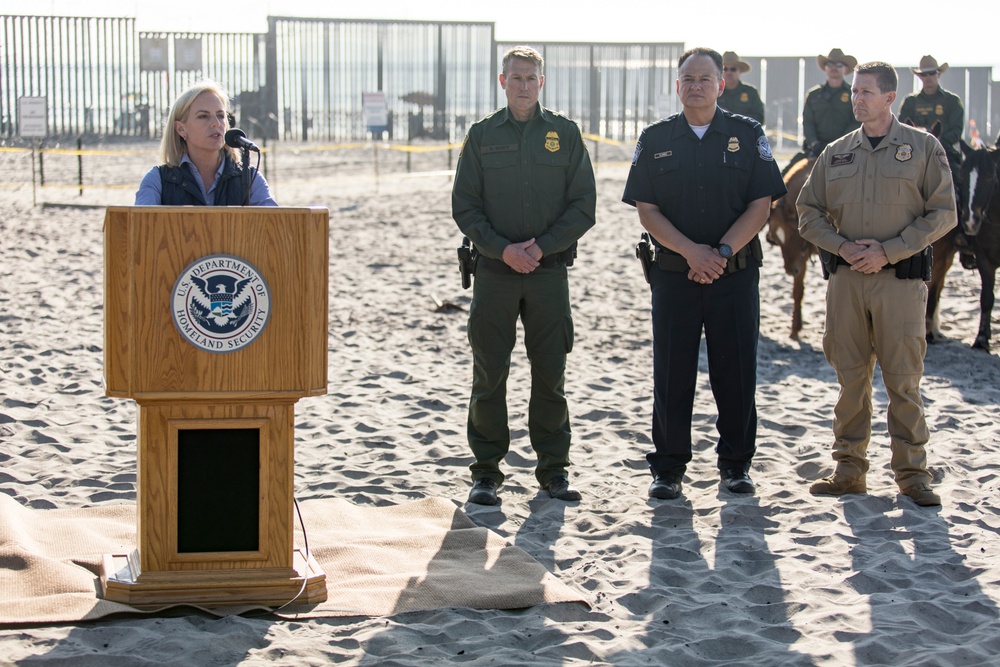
top-left (1, 13), bottom-right (998, 148)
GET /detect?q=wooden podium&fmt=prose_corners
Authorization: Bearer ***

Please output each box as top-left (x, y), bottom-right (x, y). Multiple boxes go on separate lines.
top-left (100, 206), bottom-right (329, 608)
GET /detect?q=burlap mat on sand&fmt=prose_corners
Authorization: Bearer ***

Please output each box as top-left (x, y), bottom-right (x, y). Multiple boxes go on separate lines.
top-left (0, 494), bottom-right (586, 625)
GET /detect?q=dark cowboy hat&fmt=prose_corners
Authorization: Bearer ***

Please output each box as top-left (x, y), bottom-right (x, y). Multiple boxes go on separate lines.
top-left (817, 48), bottom-right (858, 73)
top-left (912, 55), bottom-right (949, 75)
top-left (722, 51), bottom-right (751, 73)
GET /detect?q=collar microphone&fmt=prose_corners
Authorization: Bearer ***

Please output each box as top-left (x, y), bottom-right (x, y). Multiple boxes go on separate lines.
top-left (224, 128), bottom-right (260, 152)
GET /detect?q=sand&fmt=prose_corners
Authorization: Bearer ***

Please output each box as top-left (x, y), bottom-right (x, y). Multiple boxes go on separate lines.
top-left (1, 141), bottom-right (1000, 665)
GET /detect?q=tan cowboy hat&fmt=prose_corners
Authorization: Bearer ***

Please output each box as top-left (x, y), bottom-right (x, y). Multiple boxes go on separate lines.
top-left (817, 48), bottom-right (858, 73)
top-left (912, 55), bottom-right (949, 75)
top-left (722, 51), bottom-right (751, 73)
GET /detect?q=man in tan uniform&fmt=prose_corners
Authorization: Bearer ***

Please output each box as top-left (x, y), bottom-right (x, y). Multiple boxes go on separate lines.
top-left (797, 61), bottom-right (956, 506)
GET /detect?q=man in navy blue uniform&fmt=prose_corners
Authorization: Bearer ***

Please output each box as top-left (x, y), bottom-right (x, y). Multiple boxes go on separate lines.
top-left (623, 47), bottom-right (786, 500)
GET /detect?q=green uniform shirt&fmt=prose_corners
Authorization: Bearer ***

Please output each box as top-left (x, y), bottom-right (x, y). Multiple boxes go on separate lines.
top-left (803, 81), bottom-right (860, 151)
top-left (452, 105), bottom-right (596, 259)
top-left (718, 81), bottom-right (765, 124)
top-left (899, 86), bottom-right (964, 151)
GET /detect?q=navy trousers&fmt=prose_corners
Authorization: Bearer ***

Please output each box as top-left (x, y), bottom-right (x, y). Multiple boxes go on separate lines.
top-left (647, 263), bottom-right (760, 478)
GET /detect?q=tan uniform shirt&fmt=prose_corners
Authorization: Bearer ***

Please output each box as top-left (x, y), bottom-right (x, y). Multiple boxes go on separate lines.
top-left (796, 115), bottom-right (956, 263)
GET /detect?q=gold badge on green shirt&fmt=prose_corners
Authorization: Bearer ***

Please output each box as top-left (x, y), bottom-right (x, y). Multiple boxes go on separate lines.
top-left (740, 92), bottom-right (749, 103)
top-left (936, 104), bottom-right (944, 116)
top-left (545, 131), bottom-right (560, 153)
top-left (841, 92), bottom-right (849, 103)
top-left (727, 136), bottom-right (740, 152)
top-left (895, 144), bottom-right (913, 162)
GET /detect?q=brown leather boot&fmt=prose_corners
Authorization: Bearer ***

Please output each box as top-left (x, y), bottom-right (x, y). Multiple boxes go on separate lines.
top-left (809, 474), bottom-right (867, 496)
top-left (901, 483), bottom-right (941, 507)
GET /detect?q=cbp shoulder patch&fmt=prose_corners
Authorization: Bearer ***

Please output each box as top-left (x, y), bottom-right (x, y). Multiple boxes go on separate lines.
top-left (831, 153), bottom-right (854, 166)
top-left (631, 140), bottom-right (642, 165)
top-left (756, 135), bottom-right (773, 161)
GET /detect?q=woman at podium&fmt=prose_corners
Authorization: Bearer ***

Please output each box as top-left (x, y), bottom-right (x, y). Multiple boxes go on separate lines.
top-left (134, 80), bottom-right (276, 206)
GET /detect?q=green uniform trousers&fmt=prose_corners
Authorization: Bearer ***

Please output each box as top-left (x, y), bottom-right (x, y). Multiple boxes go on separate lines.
top-left (466, 263), bottom-right (574, 486)
top-left (822, 269), bottom-right (931, 489)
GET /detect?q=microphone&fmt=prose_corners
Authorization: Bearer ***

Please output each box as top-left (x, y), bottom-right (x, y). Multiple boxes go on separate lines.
top-left (225, 128), bottom-right (260, 152)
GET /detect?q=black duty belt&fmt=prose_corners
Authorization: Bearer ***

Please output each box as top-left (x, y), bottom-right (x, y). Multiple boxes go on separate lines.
top-left (825, 246), bottom-right (931, 280)
top-left (478, 247), bottom-right (576, 274)
top-left (654, 237), bottom-right (762, 275)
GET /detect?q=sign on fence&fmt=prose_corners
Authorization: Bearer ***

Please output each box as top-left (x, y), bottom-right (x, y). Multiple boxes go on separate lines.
top-left (18, 97), bottom-right (48, 138)
top-left (363, 92), bottom-right (388, 136)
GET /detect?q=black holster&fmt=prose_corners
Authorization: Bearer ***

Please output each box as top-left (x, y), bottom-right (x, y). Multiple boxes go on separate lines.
top-left (819, 248), bottom-right (838, 279)
top-left (894, 246), bottom-right (933, 280)
top-left (636, 233), bottom-right (654, 284)
top-left (457, 237), bottom-right (479, 289)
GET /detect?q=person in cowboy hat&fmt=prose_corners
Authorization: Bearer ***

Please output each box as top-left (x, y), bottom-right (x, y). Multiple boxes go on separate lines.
top-left (783, 48), bottom-right (861, 175)
top-left (900, 55), bottom-right (971, 266)
top-left (718, 51), bottom-right (764, 124)
top-left (900, 56), bottom-right (964, 161)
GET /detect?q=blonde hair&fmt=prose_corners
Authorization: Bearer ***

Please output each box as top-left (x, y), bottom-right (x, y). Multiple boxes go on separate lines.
top-left (160, 80), bottom-right (239, 166)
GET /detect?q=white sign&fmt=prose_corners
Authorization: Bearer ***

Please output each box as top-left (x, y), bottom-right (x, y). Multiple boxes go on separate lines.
top-left (18, 97), bottom-right (47, 138)
top-left (174, 38), bottom-right (203, 72)
top-left (362, 92), bottom-right (388, 131)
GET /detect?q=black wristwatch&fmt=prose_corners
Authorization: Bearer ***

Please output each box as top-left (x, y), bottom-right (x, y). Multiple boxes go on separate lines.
top-left (717, 243), bottom-right (733, 259)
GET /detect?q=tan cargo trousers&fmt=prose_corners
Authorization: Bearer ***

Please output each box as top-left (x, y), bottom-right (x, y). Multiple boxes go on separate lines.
top-left (821, 268), bottom-right (931, 489)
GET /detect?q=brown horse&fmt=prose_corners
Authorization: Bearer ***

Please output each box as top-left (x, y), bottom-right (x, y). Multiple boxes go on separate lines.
top-left (766, 157), bottom-right (816, 339)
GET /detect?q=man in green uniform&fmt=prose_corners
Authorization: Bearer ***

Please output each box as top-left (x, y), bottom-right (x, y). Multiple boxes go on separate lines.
top-left (718, 51), bottom-right (764, 124)
top-left (785, 49), bottom-right (860, 174)
top-left (797, 61), bottom-right (956, 507)
top-left (899, 55), bottom-right (972, 267)
top-left (900, 55), bottom-right (964, 162)
top-left (452, 45), bottom-right (597, 506)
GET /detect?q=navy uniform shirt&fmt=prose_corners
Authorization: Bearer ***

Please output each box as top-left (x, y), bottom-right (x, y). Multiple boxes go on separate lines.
top-left (622, 107), bottom-right (786, 252)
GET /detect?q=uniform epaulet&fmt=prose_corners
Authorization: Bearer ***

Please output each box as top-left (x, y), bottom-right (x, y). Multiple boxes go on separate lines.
top-left (647, 113), bottom-right (681, 129)
top-left (723, 110), bottom-right (762, 129)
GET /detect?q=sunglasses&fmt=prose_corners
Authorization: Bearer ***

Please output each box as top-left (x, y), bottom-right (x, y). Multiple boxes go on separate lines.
top-left (723, 67), bottom-right (741, 72)
top-left (825, 61), bottom-right (846, 68)
top-left (917, 71), bottom-right (939, 77)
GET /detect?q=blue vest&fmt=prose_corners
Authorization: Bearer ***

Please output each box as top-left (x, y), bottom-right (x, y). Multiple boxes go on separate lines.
top-left (158, 156), bottom-right (250, 206)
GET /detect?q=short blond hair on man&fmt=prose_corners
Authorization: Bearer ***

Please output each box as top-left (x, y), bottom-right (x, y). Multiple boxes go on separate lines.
top-left (501, 45), bottom-right (544, 76)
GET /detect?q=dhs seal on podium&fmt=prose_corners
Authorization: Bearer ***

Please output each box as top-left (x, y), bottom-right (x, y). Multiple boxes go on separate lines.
top-left (171, 254), bottom-right (271, 353)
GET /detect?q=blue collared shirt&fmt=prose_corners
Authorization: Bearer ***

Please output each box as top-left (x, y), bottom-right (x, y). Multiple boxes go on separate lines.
top-left (134, 153), bottom-right (277, 206)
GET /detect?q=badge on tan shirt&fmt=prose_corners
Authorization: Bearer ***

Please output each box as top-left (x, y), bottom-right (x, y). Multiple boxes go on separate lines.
top-left (831, 153), bottom-right (854, 166)
top-left (727, 136), bottom-right (740, 152)
top-left (895, 144), bottom-right (913, 162)
top-left (545, 131), bottom-right (560, 153)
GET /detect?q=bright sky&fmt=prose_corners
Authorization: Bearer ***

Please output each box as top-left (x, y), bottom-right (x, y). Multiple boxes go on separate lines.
top-left (5, 0), bottom-right (998, 74)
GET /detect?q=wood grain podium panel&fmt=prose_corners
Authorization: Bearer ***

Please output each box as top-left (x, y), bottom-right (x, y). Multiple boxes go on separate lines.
top-left (102, 206), bottom-right (329, 607)
top-left (104, 207), bottom-right (329, 398)
top-left (137, 400), bottom-right (293, 572)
